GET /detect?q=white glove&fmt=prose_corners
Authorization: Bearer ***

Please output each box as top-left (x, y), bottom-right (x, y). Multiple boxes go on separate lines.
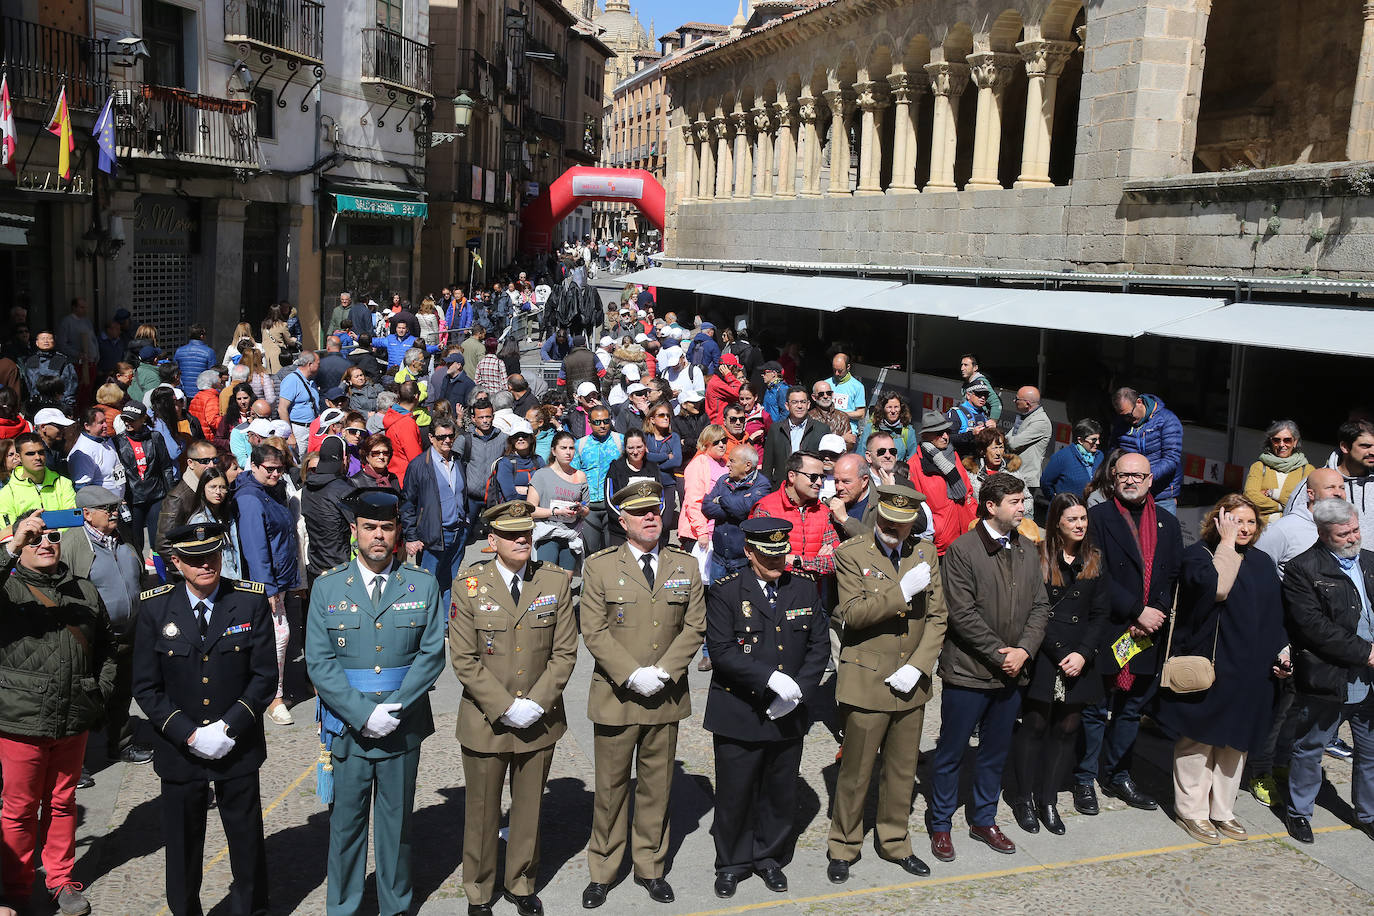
top-left (766, 695), bottom-right (799, 720)
top-left (899, 562), bottom-right (932, 601)
top-left (499, 698), bottom-right (546, 729)
top-left (360, 702), bottom-right (403, 738)
top-left (188, 721), bottom-right (235, 760)
top-left (884, 664), bottom-right (923, 695)
top-left (626, 666), bottom-right (669, 697)
top-left (767, 671), bottom-right (803, 703)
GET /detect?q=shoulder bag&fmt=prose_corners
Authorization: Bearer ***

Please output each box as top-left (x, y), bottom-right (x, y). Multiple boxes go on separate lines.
top-left (1159, 596), bottom-right (1220, 694)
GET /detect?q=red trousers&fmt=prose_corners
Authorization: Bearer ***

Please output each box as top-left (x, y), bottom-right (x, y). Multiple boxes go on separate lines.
top-left (0, 731), bottom-right (87, 894)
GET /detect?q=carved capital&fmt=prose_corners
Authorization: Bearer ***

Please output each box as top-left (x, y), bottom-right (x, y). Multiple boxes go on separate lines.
top-left (710, 115), bottom-right (730, 139)
top-left (728, 110), bottom-right (750, 135)
top-left (923, 61), bottom-right (970, 97)
top-left (1016, 39), bottom-right (1077, 78)
top-left (821, 87), bottom-right (854, 121)
top-left (853, 80), bottom-right (890, 112)
top-left (752, 106), bottom-right (773, 134)
top-left (694, 120), bottom-right (711, 143)
top-left (771, 100), bottom-right (794, 128)
top-left (966, 52), bottom-right (1020, 91)
top-left (797, 95), bottom-right (819, 124)
top-left (885, 70), bottom-right (926, 104)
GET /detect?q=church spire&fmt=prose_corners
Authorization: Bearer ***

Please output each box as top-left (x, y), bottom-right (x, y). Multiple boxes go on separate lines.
top-left (731, 0), bottom-right (746, 27)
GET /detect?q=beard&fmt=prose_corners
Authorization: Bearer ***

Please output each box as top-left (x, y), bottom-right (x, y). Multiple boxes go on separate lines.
top-left (875, 527), bottom-right (902, 551)
top-left (1332, 541), bottom-right (1362, 559)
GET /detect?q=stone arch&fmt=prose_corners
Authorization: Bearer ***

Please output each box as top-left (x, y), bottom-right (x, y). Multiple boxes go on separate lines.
top-left (987, 8), bottom-right (1024, 52)
top-left (1039, 0), bottom-right (1083, 40)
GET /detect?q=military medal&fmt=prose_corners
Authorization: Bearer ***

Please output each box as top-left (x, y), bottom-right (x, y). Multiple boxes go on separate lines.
top-left (466, 576), bottom-right (479, 597)
top-left (485, 635), bottom-right (494, 655)
top-left (162, 622), bottom-right (179, 638)
top-left (407, 583), bottom-right (415, 592)
top-left (742, 602), bottom-right (752, 618)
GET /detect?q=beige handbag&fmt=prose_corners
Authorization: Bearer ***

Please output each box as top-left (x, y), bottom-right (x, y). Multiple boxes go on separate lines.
top-left (1159, 599), bottom-right (1220, 694)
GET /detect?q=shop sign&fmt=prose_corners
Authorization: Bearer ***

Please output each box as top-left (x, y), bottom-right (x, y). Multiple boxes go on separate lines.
top-left (133, 195), bottom-right (200, 254)
top-left (334, 193), bottom-right (427, 219)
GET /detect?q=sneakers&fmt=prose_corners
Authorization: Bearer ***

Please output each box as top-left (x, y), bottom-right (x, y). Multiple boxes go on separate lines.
top-left (52, 882), bottom-right (91, 916)
top-left (1326, 737), bottom-right (1354, 760)
top-left (1248, 773), bottom-right (1279, 806)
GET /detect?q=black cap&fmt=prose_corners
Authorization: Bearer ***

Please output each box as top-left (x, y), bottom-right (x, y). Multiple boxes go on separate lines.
top-left (166, 522), bottom-right (227, 556)
top-left (346, 488), bottom-right (400, 521)
top-left (316, 436), bottom-right (346, 476)
top-left (741, 517), bottom-right (793, 555)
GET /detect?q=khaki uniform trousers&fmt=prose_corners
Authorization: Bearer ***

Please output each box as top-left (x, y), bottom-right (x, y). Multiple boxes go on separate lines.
top-left (587, 722), bottom-right (679, 883)
top-left (827, 704), bottom-right (925, 861)
top-left (460, 746), bottom-right (556, 904)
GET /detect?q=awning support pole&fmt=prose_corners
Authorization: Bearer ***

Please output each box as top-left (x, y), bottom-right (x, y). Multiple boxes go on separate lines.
top-left (1037, 329), bottom-right (1047, 392)
top-left (905, 313), bottom-right (914, 395)
top-left (1225, 343), bottom-right (1244, 467)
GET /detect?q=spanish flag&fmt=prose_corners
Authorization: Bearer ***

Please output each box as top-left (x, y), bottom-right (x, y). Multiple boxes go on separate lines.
top-left (46, 87), bottom-right (74, 179)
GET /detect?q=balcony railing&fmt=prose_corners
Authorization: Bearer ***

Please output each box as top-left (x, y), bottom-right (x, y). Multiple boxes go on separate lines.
top-left (223, 0), bottom-right (325, 64)
top-left (523, 105), bottom-right (565, 143)
top-left (0, 16), bottom-right (109, 114)
top-left (113, 82), bottom-right (260, 169)
top-left (361, 27), bottom-right (432, 97)
top-left (452, 48), bottom-right (497, 102)
top-left (525, 33), bottom-right (567, 79)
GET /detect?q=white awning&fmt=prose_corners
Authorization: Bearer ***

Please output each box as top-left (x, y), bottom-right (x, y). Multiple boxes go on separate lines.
top-left (694, 272), bottom-right (899, 310)
top-left (850, 283), bottom-right (1020, 318)
top-left (619, 267), bottom-right (725, 290)
top-left (1147, 301), bottom-right (1374, 357)
top-left (959, 289), bottom-right (1228, 337)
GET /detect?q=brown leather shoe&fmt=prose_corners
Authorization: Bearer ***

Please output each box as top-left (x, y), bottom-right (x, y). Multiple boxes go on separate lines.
top-left (968, 824), bottom-right (1016, 854)
top-left (929, 830), bottom-right (955, 862)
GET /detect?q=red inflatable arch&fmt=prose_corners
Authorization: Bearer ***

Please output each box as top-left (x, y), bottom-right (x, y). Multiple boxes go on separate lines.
top-left (518, 167), bottom-right (665, 253)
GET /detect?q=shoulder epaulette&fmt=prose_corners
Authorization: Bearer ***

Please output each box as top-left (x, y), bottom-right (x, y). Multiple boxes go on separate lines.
top-left (662, 545), bottom-right (693, 558)
top-left (791, 570), bottom-right (817, 581)
top-left (587, 546), bottom-right (620, 561)
top-left (463, 559), bottom-right (491, 572)
top-left (318, 562), bottom-right (349, 578)
top-left (835, 537), bottom-right (867, 553)
top-left (713, 571), bottom-right (739, 584)
top-left (234, 579), bottom-right (266, 594)
top-left (527, 559), bottom-right (543, 574)
top-left (402, 560), bottom-right (426, 572)
top-left (140, 583), bottom-right (175, 600)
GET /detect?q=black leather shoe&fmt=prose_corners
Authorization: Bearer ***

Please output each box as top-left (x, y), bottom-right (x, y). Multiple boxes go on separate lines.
top-left (633, 876), bottom-right (674, 903)
top-left (1071, 783), bottom-right (1098, 815)
top-left (1285, 814), bottom-right (1314, 844)
top-left (1012, 799), bottom-right (1040, 833)
top-left (713, 873), bottom-right (738, 898)
top-left (756, 866), bottom-right (787, 892)
top-left (76, 768), bottom-right (95, 789)
top-left (467, 905), bottom-right (493, 916)
top-left (880, 853), bottom-right (930, 877)
top-left (502, 892), bottom-right (542, 916)
top-left (118, 745), bottom-right (154, 765)
top-left (581, 882), bottom-right (609, 909)
top-left (1101, 777), bottom-right (1158, 810)
top-left (826, 858), bottom-right (850, 884)
top-left (1039, 804), bottom-right (1066, 835)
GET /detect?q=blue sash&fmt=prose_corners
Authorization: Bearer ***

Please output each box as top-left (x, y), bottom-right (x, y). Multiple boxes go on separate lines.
top-left (315, 665), bottom-right (411, 804)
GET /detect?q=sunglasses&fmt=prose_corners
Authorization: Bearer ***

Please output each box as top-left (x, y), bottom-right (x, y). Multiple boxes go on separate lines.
top-left (259, 465), bottom-right (284, 475)
top-left (872, 447), bottom-right (896, 456)
top-left (37, 530), bottom-right (61, 544)
top-left (188, 455), bottom-right (217, 465)
top-left (590, 418), bottom-right (611, 425)
top-left (345, 427), bottom-right (366, 436)
top-left (812, 391), bottom-right (832, 398)
top-left (793, 470), bottom-right (824, 483)
top-left (432, 432), bottom-right (456, 441)
top-left (1270, 436), bottom-right (1295, 444)
top-left (369, 451), bottom-right (392, 459)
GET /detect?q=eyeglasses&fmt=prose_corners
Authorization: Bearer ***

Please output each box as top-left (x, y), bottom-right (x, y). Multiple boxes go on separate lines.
top-left (1270, 436), bottom-right (1296, 444)
top-left (812, 391), bottom-right (832, 398)
top-left (432, 432), bottom-right (456, 441)
top-left (590, 418), bottom-right (611, 425)
top-left (369, 451), bottom-right (392, 459)
top-left (793, 470), bottom-right (824, 483)
top-left (188, 455), bottom-right (217, 466)
top-left (258, 465), bottom-right (284, 475)
top-left (872, 447), bottom-right (896, 456)
top-left (345, 427), bottom-right (366, 436)
top-left (37, 530), bottom-right (61, 544)
top-left (1114, 471), bottom-right (1149, 482)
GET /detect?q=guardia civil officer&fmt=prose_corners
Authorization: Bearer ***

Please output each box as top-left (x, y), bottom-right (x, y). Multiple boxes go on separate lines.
top-left (305, 489), bottom-right (447, 916)
top-left (825, 485), bottom-right (946, 883)
top-left (450, 500), bottom-right (578, 916)
top-left (132, 523), bottom-right (276, 916)
top-left (704, 517), bottom-right (829, 898)
top-left (579, 479), bottom-right (706, 908)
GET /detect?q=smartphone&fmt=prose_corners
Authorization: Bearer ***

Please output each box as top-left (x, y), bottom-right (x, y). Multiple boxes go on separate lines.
top-left (41, 508), bottom-right (84, 529)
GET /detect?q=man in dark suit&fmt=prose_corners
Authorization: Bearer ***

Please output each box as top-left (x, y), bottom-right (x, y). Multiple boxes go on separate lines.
top-left (132, 523), bottom-right (276, 916)
top-left (761, 387), bottom-right (827, 484)
top-left (1073, 452), bottom-right (1182, 815)
top-left (704, 518), bottom-right (829, 898)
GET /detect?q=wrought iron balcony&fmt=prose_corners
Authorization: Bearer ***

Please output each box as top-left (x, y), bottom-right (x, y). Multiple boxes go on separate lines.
top-left (223, 0), bottom-right (324, 64)
top-left (524, 33), bottom-right (567, 79)
top-left (523, 105), bottom-right (565, 143)
top-left (0, 16), bottom-right (109, 115)
top-left (113, 82), bottom-right (260, 170)
top-left (361, 27), bottom-right (433, 99)
top-left (452, 48), bottom-right (497, 103)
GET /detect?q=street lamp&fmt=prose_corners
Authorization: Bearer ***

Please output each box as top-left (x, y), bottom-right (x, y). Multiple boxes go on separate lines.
top-left (430, 91), bottom-right (476, 147)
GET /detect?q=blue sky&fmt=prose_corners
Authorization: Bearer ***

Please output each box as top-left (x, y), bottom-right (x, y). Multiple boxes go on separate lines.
top-left (618, 0), bottom-right (742, 38)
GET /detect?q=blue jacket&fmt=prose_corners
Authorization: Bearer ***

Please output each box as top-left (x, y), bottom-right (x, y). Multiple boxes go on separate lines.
top-left (233, 472), bottom-right (301, 596)
top-left (1041, 445), bottom-right (1103, 502)
top-left (1114, 395), bottom-right (1184, 501)
top-left (761, 381), bottom-right (788, 427)
top-left (644, 432), bottom-right (683, 488)
top-left (687, 332), bottom-right (720, 375)
top-left (382, 333), bottom-right (417, 369)
top-left (347, 302), bottom-right (374, 339)
top-left (400, 450), bottom-right (467, 547)
top-left (173, 339), bottom-right (215, 394)
top-left (702, 470), bottom-right (774, 570)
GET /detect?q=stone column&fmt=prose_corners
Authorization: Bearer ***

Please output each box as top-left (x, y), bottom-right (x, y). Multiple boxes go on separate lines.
top-left (680, 123), bottom-right (697, 203)
top-left (712, 114), bottom-right (731, 198)
top-left (695, 120), bottom-right (715, 199)
top-left (752, 106), bottom-right (774, 197)
top-left (772, 100), bottom-right (796, 197)
top-left (885, 71), bottom-right (921, 193)
top-left (965, 51), bottom-right (1019, 190)
top-left (924, 61), bottom-right (969, 191)
top-left (821, 88), bottom-right (854, 196)
top-left (1014, 39), bottom-right (1076, 187)
top-left (730, 110), bottom-right (752, 199)
top-left (1350, 1), bottom-right (1374, 160)
top-left (798, 92), bottom-right (823, 197)
top-left (853, 81), bottom-right (889, 195)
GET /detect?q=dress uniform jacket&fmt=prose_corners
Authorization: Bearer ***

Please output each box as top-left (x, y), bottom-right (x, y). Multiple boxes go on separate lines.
top-left (450, 559), bottom-right (578, 752)
top-left (305, 560), bottom-right (447, 756)
top-left (133, 580), bottom-right (276, 782)
top-left (703, 570), bottom-right (829, 741)
top-left (833, 534), bottom-right (947, 711)
top-left (579, 544), bottom-right (706, 723)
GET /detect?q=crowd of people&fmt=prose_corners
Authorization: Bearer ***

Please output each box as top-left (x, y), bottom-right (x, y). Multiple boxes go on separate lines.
top-left (0, 282), bottom-right (1368, 916)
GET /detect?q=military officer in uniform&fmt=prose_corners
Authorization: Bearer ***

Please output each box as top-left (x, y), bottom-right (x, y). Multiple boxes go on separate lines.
top-left (305, 489), bottom-right (447, 916)
top-left (450, 501), bottom-right (578, 916)
top-left (825, 485), bottom-right (947, 883)
top-left (704, 518), bottom-right (829, 898)
top-left (132, 523), bottom-right (276, 916)
top-left (579, 479), bottom-right (706, 908)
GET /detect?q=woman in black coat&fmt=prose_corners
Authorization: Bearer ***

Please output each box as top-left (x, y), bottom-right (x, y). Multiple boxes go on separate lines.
top-left (602, 429), bottom-right (660, 547)
top-left (1155, 493), bottom-right (1289, 846)
top-left (1010, 493), bottom-right (1109, 836)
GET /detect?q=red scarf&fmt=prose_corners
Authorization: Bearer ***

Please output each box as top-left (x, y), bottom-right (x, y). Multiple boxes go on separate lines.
top-left (1113, 493), bottom-right (1158, 689)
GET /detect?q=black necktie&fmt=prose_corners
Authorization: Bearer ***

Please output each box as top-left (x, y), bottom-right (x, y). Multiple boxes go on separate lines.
top-left (510, 575), bottom-right (521, 606)
top-left (371, 576), bottom-right (384, 608)
top-left (641, 553), bottom-right (655, 587)
top-left (195, 602), bottom-right (209, 642)
top-left (765, 583), bottom-right (777, 608)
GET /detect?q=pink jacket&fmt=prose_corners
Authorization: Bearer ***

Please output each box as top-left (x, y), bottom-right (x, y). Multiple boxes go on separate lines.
top-left (678, 452), bottom-right (727, 542)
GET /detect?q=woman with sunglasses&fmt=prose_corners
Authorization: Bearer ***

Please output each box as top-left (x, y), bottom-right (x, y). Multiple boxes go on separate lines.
top-left (604, 430), bottom-right (661, 547)
top-left (341, 411), bottom-right (369, 477)
top-left (527, 430), bottom-right (589, 571)
top-left (643, 405), bottom-right (682, 534)
top-left (1243, 420), bottom-right (1313, 522)
top-left (186, 467), bottom-right (242, 579)
top-left (351, 434), bottom-right (400, 492)
top-left (679, 425), bottom-right (730, 571)
top-left (1042, 419), bottom-right (1104, 503)
top-left (858, 391), bottom-right (918, 463)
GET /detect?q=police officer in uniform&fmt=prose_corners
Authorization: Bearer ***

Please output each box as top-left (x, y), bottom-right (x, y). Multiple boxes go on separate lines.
top-left (450, 500), bottom-right (578, 916)
top-left (579, 479), bottom-right (706, 908)
top-left (825, 485), bottom-right (946, 883)
top-left (305, 489), bottom-right (447, 916)
top-left (132, 523), bottom-right (276, 916)
top-left (704, 518), bottom-right (829, 898)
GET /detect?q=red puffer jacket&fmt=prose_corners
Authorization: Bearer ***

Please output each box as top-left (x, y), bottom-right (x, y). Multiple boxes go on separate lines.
top-left (907, 453), bottom-right (977, 555)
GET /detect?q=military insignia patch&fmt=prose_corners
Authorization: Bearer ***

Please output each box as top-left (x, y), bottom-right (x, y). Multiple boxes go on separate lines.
top-left (742, 602), bottom-right (752, 618)
top-left (466, 576), bottom-right (479, 596)
top-left (771, 530), bottom-right (787, 542)
top-left (337, 636), bottom-right (346, 647)
top-left (407, 583), bottom-right (416, 592)
top-left (162, 622), bottom-right (179, 638)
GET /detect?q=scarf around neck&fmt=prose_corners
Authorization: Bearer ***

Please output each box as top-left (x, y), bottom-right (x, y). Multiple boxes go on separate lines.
top-left (921, 440), bottom-right (968, 501)
top-left (1259, 450), bottom-right (1309, 474)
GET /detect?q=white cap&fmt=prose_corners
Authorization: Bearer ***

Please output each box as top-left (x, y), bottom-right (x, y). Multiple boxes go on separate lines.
top-left (33, 408), bottom-right (74, 427)
top-left (621, 364), bottom-right (640, 380)
top-left (634, 333), bottom-right (650, 343)
top-left (599, 335), bottom-right (614, 348)
top-left (247, 418), bottom-right (275, 437)
top-left (270, 420), bottom-right (293, 439)
top-left (818, 434), bottom-right (846, 455)
top-left (680, 388), bottom-right (705, 402)
top-left (636, 309), bottom-right (646, 317)
top-left (626, 383), bottom-right (648, 395)
top-left (319, 407), bottom-right (346, 428)
top-left (575, 381), bottom-right (598, 398)
top-left (658, 346), bottom-right (682, 367)
top-left (508, 419), bottom-right (534, 437)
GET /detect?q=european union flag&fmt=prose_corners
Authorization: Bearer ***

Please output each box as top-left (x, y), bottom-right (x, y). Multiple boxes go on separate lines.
top-left (92, 95), bottom-right (116, 174)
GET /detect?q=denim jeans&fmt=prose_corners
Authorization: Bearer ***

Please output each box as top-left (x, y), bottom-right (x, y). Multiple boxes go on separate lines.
top-left (536, 539), bottom-right (578, 571)
top-left (419, 526), bottom-right (464, 612)
top-left (1075, 675), bottom-right (1158, 788)
top-left (1287, 693), bottom-right (1374, 823)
